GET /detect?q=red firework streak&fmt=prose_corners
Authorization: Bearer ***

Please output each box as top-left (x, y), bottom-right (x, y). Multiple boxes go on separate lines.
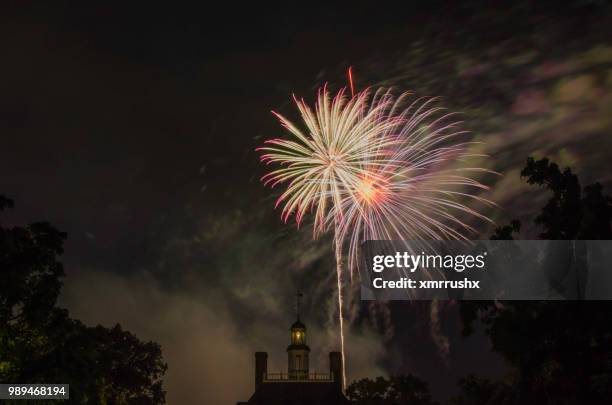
top-left (348, 66), bottom-right (355, 97)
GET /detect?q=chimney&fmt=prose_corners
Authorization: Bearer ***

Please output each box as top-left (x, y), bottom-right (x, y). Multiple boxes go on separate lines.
top-left (255, 352), bottom-right (268, 389)
top-left (329, 352), bottom-right (343, 392)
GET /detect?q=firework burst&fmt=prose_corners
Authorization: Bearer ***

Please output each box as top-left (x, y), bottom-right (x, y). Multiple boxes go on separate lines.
top-left (258, 83), bottom-right (493, 389)
top-left (333, 94), bottom-right (495, 276)
top-left (259, 86), bottom-right (401, 235)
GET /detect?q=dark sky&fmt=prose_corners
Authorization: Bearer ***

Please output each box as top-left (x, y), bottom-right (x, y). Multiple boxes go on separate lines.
top-left (1, 2), bottom-right (410, 266)
top-left (2, 2), bottom-right (611, 404)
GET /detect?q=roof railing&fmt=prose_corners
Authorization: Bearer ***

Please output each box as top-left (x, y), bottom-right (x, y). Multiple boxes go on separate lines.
top-left (263, 372), bottom-right (333, 382)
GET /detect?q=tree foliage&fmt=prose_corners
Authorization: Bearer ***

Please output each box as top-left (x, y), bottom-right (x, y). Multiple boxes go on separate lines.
top-left (448, 376), bottom-right (512, 405)
top-left (521, 157), bottom-right (612, 239)
top-left (347, 375), bottom-right (437, 405)
top-left (0, 196), bottom-right (167, 404)
top-left (459, 157), bottom-right (612, 404)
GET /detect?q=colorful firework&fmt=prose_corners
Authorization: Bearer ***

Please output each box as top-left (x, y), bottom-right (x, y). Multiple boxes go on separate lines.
top-left (260, 86), bottom-right (401, 236)
top-left (258, 82), bottom-right (493, 388)
top-left (333, 93), bottom-right (495, 276)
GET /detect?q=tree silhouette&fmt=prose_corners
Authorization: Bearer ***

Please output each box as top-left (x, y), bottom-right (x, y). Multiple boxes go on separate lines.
top-left (492, 157), bottom-right (612, 241)
top-left (458, 157), bottom-right (612, 404)
top-left (448, 376), bottom-right (512, 405)
top-left (521, 157), bottom-right (612, 239)
top-left (347, 375), bottom-right (437, 405)
top-left (0, 196), bottom-right (167, 404)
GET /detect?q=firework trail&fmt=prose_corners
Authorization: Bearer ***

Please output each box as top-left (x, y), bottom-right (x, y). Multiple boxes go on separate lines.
top-left (258, 81), bottom-right (493, 388)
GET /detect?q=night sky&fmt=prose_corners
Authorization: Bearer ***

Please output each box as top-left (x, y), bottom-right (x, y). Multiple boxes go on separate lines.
top-left (2, 3), bottom-right (612, 404)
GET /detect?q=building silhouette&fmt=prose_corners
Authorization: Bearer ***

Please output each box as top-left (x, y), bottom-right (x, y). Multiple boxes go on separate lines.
top-left (236, 311), bottom-right (349, 405)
